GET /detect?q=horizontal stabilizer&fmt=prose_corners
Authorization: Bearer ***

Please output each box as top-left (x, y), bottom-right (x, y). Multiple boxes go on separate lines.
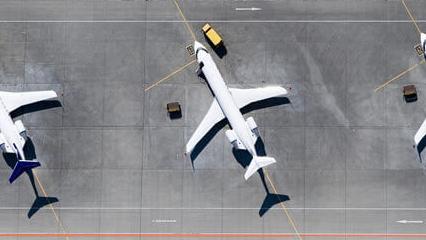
top-left (9, 160), bottom-right (40, 183)
top-left (244, 156), bottom-right (276, 180)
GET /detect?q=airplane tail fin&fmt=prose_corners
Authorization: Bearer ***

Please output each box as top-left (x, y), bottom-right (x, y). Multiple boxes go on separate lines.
top-left (9, 160), bottom-right (40, 183)
top-left (244, 156), bottom-right (276, 180)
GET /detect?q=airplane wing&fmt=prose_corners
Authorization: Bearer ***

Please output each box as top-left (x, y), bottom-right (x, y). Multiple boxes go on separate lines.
top-left (185, 98), bottom-right (225, 154)
top-left (0, 91), bottom-right (57, 113)
top-left (229, 86), bottom-right (288, 109)
top-left (414, 118), bottom-right (426, 163)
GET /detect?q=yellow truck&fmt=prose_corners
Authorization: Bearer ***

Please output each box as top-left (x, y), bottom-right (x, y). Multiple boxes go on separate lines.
top-left (202, 23), bottom-right (223, 48)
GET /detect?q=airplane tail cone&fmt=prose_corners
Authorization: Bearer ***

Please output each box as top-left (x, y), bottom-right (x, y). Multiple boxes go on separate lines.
top-left (244, 156), bottom-right (276, 180)
top-left (9, 160), bottom-right (40, 183)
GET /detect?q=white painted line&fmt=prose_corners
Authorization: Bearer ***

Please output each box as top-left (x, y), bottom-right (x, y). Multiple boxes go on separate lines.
top-left (0, 20), bottom-right (426, 23)
top-left (4, 207), bottom-right (426, 211)
top-left (397, 220), bottom-right (424, 224)
top-left (235, 7), bottom-right (262, 11)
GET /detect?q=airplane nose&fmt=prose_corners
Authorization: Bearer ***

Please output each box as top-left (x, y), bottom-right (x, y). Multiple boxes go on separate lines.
top-left (193, 41), bottom-right (205, 51)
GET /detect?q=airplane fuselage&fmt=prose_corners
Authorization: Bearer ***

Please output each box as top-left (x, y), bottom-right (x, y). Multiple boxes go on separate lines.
top-left (0, 99), bottom-right (26, 159)
top-left (195, 43), bottom-right (257, 156)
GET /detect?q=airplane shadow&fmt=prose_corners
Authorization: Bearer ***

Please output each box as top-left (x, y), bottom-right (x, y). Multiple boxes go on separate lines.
top-left (232, 138), bottom-right (290, 217)
top-left (188, 97), bottom-right (291, 217)
top-left (10, 100), bottom-right (62, 119)
top-left (2, 137), bottom-right (59, 219)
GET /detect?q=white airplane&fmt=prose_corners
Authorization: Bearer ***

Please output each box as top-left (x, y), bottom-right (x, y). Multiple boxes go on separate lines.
top-left (413, 33), bottom-right (426, 162)
top-left (0, 90), bottom-right (58, 183)
top-left (186, 41), bottom-right (288, 180)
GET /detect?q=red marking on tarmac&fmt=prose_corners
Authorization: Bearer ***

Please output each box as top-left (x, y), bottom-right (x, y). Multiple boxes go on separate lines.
top-left (1, 233), bottom-right (426, 238)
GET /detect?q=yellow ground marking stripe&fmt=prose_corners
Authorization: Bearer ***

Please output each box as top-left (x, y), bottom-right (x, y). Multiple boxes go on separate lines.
top-left (144, 59), bottom-right (196, 92)
top-left (172, 0), bottom-right (197, 41)
top-left (263, 168), bottom-right (303, 240)
top-left (375, 59), bottom-right (425, 92)
top-left (33, 170), bottom-right (69, 240)
top-left (401, 0), bottom-right (422, 35)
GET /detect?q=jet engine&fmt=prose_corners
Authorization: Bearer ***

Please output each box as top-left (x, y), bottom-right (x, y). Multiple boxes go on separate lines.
top-left (14, 120), bottom-right (27, 140)
top-left (246, 117), bottom-right (259, 137)
top-left (225, 129), bottom-right (245, 150)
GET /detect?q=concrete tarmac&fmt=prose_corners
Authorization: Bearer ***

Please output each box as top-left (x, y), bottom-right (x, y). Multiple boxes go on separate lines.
top-left (0, 0), bottom-right (426, 239)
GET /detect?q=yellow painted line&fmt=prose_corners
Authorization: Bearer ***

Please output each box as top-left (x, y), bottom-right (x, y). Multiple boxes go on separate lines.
top-left (375, 59), bottom-right (425, 92)
top-left (144, 59), bottom-right (196, 92)
top-left (33, 170), bottom-right (69, 240)
top-left (172, 0), bottom-right (197, 41)
top-left (263, 168), bottom-right (303, 240)
top-left (401, 0), bottom-right (422, 35)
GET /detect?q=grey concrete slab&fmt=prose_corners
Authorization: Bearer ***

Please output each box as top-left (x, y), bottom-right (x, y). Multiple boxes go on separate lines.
top-left (145, 0), bottom-right (181, 21)
top-left (141, 170), bottom-right (183, 208)
top-left (101, 0), bottom-right (146, 21)
top-left (25, 63), bottom-right (65, 84)
top-left (0, 1), bottom-right (22, 21)
top-left (102, 128), bottom-right (143, 169)
top-left (62, 82), bottom-right (104, 126)
top-left (101, 169), bottom-right (142, 208)
top-left (143, 127), bottom-right (185, 170)
top-left (305, 127), bottom-right (347, 170)
top-left (26, 41), bottom-right (65, 65)
top-left (222, 210), bottom-right (262, 233)
top-left (100, 210), bottom-right (141, 234)
top-left (103, 81), bottom-right (143, 126)
top-left (346, 210), bottom-right (387, 234)
top-left (182, 170), bottom-right (222, 208)
top-left (59, 209), bottom-right (100, 233)
top-left (304, 209), bottom-right (345, 233)
top-left (305, 170), bottom-right (345, 208)
top-left (0, 170), bottom-right (19, 205)
top-left (0, 210), bottom-right (18, 236)
top-left (386, 170), bottom-right (426, 208)
top-left (64, 41), bottom-right (106, 82)
top-left (18, 210), bottom-right (60, 233)
top-left (58, 169), bottom-right (102, 207)
top-left (263, 209), bottom-right (304, 234)
top-left (264, 127), bottom-right (305, 170)
top-left (346, 170), bottom-right (386, 208)
top-left (0, 23), bottom-right (26, 43)
top-left (105, 39), bottom-right (145, 83)
top-left (21, 0), bottom-right (66, 21)
top-left (346, 128), bottom-right (385, 170)
top-left (181, 210), bottom-right (222, 233)
top-left (224, 41), bottom-right (266, 85)
top-left (62, 129), bottom-right (102, 169)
